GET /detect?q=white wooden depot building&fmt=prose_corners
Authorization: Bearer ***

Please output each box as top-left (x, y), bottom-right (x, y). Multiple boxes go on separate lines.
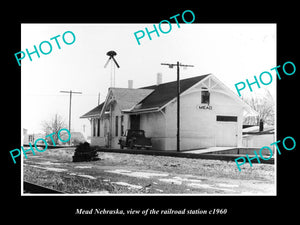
top-left (81, 73), bottom-right (256, 150)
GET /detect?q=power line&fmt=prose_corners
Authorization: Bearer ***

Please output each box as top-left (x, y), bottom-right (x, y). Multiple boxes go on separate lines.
top-left (161, 62), bottom-right (194, 152)
top-left (24, 93), bottom-right (96, 96)
top-left (59, 90), bottom-right (82, 145)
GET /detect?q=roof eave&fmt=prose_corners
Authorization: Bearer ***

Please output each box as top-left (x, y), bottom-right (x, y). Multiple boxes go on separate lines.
top-left (80, 114), bottom-right (100, 119)
top-left (122, 107), bottom-right (160, 114)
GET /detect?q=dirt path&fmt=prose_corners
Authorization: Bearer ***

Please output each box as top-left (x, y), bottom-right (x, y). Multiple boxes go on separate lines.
top-left (23, 148), bottom-right (275, 195)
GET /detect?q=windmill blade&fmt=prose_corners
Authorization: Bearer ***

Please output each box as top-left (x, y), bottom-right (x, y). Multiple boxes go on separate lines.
top-left (104, 57), bottom-right (112, 68)
top-left (111, 56), bottom-right (120, 68)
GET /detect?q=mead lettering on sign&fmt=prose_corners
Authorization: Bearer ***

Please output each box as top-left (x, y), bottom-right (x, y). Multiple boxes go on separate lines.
top-left (197, 105), bottom-right (212, 110)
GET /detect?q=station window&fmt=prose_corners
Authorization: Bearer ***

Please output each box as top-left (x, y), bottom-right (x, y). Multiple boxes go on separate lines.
top-left (216, 115), bottom-right (237, 122)
top-left (115, 116), bottom-right (119, 136)
top-left (93, 119), bottom-right (96, 137)
top-left (201, 90), bottom-right (210, 104)
top-left (121, 115), bottom-right (124, 136)
top-left (97, 119), bottom-right (100, 137)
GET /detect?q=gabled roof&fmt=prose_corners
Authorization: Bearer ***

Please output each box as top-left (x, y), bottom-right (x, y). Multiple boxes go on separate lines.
top-left (81, 73), bottom-right (256, 118)
top-left (110, 88), bottom-right (154, 111)
top-left (131, 74), bottom-right (210, 112)
top-left (81, 75), bottom-right (210, 118)
top-left (80, 88), bottom-right (154, 119)
top-left (80, 102), bottom-right (104, 118)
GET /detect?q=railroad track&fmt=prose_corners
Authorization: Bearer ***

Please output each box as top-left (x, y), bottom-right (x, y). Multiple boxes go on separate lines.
top-left (24, 181), bottom-right (64, 194)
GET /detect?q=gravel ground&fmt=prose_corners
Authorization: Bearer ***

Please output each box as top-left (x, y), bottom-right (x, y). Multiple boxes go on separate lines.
top-left (23, 148), bottom-right (275, 195)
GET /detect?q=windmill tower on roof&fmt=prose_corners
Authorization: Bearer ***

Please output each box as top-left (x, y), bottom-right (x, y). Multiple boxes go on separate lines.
top-left (104, 50), bottom-right (120, 87)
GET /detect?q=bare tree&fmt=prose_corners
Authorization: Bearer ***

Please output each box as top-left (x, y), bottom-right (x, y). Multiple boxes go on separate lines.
top-left (243, 90), bottom-right (275, 130)
top-left (41, 114), bottom-right (67, 145)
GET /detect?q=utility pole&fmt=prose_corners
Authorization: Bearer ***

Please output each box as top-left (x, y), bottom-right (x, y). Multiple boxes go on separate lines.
top-left (60, 90), bottom-right (82, 145)
top-left (161, 62), bottom-right (194, 152)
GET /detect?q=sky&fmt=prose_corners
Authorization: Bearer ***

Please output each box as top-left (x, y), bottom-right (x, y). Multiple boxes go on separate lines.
top-left (21, 23), bottom-right (276, 135)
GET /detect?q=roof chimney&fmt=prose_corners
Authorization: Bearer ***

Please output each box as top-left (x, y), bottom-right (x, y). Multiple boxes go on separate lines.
top-left (128, 80), bottom-right (133, 89)
top-left (157, 73), bottom-right (162, 85)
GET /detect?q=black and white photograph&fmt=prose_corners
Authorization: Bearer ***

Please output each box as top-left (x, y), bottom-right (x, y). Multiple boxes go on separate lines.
top-left (20, 23), bottom-right (276, 195)
top-left (4, 4), bottom-right (298, 221)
